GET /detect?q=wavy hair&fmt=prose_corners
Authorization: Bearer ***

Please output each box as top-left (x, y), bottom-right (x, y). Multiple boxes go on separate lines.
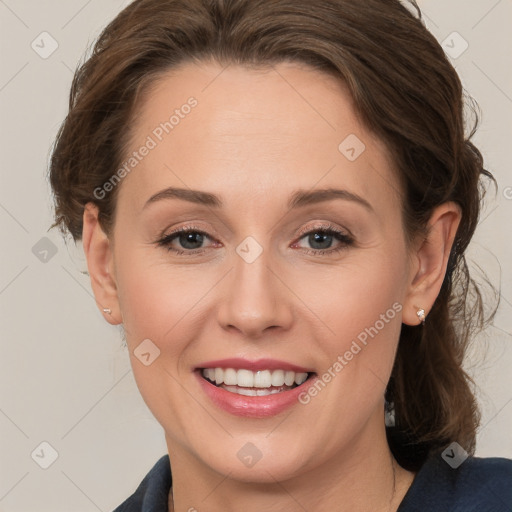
top-left (48, 0), bottom-right (497, 471)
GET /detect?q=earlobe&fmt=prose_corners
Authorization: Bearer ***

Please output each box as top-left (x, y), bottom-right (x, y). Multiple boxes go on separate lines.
top-left (402, 202), bottom-right (461, 326)
top-left (82, 203), bottom-right (122, 325)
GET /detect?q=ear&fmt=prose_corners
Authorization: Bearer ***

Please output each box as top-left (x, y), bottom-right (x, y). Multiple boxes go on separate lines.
top-left (402, 202), bottom-right (461, 326)
top-left (82, 202), bottom-right (122, 325)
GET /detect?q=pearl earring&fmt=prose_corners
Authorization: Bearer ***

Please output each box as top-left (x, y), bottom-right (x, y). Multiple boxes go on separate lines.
top-left (103, 308), bottom-right (112, 315)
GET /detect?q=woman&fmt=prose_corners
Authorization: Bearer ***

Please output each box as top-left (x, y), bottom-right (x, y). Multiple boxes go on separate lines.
top-left (48, 0), bottom-right (512, 510)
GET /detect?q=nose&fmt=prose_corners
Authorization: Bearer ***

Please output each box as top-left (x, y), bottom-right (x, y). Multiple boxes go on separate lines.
top-left (216, 246), bottom-right (294, 339)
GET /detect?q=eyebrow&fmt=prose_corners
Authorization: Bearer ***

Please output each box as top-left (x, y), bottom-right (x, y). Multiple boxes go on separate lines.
top-left (143, 186), bottom-right (374, 212)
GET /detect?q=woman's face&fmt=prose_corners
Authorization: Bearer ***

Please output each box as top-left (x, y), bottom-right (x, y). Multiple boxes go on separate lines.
top-left (105, 60), bottom-right (417, 480)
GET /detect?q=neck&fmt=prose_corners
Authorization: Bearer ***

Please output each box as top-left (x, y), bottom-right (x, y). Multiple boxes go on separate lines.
top-left (166, 422), bottom-right (415, 512)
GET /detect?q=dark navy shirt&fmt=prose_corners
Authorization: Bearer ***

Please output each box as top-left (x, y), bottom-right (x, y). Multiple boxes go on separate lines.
top-left (112, 454), bottom-right (512, 511)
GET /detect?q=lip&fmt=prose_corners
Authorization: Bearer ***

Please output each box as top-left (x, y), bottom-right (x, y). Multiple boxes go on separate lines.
top-left (195, 358), bottom-right (313, 373)
top-left (195, 370), bottom-right (316, 417)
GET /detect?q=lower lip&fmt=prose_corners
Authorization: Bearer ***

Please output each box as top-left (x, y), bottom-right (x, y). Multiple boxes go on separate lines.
top-left (196, 371), bottom-right (315, 418)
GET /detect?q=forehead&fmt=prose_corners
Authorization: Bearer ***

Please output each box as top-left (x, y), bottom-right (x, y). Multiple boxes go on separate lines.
top-left (118, 60), bottom-right (401, 214)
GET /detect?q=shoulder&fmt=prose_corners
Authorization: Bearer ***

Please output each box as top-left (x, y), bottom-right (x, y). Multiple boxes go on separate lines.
top-left (398, 454), bottom-right (512, 512)
top-left (112, 454), bottom-right (172, 512)
top-left (451, 456), bottom-right (512, 508)
top-left (458, 456), bottom-right (512, 490)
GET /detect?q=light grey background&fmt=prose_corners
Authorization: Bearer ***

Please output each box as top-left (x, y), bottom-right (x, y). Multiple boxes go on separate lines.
top-left (0, 1), bottom-right (511, 511)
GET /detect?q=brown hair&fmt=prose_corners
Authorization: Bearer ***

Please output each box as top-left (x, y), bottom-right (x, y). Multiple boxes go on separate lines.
top-left (48, 0), bottom-right (496, 471)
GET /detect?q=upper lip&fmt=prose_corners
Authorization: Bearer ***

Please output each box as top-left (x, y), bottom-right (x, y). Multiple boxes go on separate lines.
top-left (195, 358), bottom-right (313, 373)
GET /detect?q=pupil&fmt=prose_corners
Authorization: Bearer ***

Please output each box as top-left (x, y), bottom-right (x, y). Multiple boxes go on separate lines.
top-left (180, 232), bottom-right (203, 249)
top-left (309, 232), bottom-right (332, 250)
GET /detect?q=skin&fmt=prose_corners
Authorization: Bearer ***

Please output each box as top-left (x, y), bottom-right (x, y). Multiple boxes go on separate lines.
top-left (82, 60), bottom-right (461, 511)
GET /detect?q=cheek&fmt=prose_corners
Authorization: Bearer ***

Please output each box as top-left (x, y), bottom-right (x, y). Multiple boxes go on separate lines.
top-left (116, 259), bottom-right (194, 352)
top-left (319, 256), bottom-right (403, 332)
top-left (114, 252), bottom-right (205, 430)
top-left (307, 248), bottom-right (406, 385)
top-left (116, 235), bottom-right (407, 355)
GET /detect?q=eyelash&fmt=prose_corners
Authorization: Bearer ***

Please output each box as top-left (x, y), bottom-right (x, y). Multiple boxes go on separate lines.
top-left (155, 223), bottom-right (354, 257)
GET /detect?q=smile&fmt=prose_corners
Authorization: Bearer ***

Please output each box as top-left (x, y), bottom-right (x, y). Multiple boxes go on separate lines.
top-left (201, 368), bottom-right (310, 396)
top-left (195, 358), bottom-right (317, 417)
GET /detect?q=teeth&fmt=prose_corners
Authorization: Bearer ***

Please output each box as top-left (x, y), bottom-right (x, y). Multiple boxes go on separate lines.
top-left (255, 370), bottom-right (271, 387)
top-left (284, 371), bottom-right (295, 386)
top-left (201, 367), bottom-right (309, 388)
top-left (204, 368), bottom-right (215, 381)
top-left (223, 368), bottom-right (237, 386)
top-left (214, 367), bottom-right (224, 385)
top-left (222, 385), bottom-right (285, 396)
top-left (271, 370), bottom-right (284, 386)
top-left (237, 369), bottom-right (254, 387)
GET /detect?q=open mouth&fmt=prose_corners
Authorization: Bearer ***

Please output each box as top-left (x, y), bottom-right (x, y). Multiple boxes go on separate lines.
top-left (199, 367), bottom-right (315, 396)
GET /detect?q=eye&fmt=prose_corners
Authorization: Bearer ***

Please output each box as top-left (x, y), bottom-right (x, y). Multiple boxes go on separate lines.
top-left (292, 223), bottom-right (354, 256)
top-left (156, 225), bottom-right (218, 255)
top-left (155, 222), bottom-right (354, 257)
